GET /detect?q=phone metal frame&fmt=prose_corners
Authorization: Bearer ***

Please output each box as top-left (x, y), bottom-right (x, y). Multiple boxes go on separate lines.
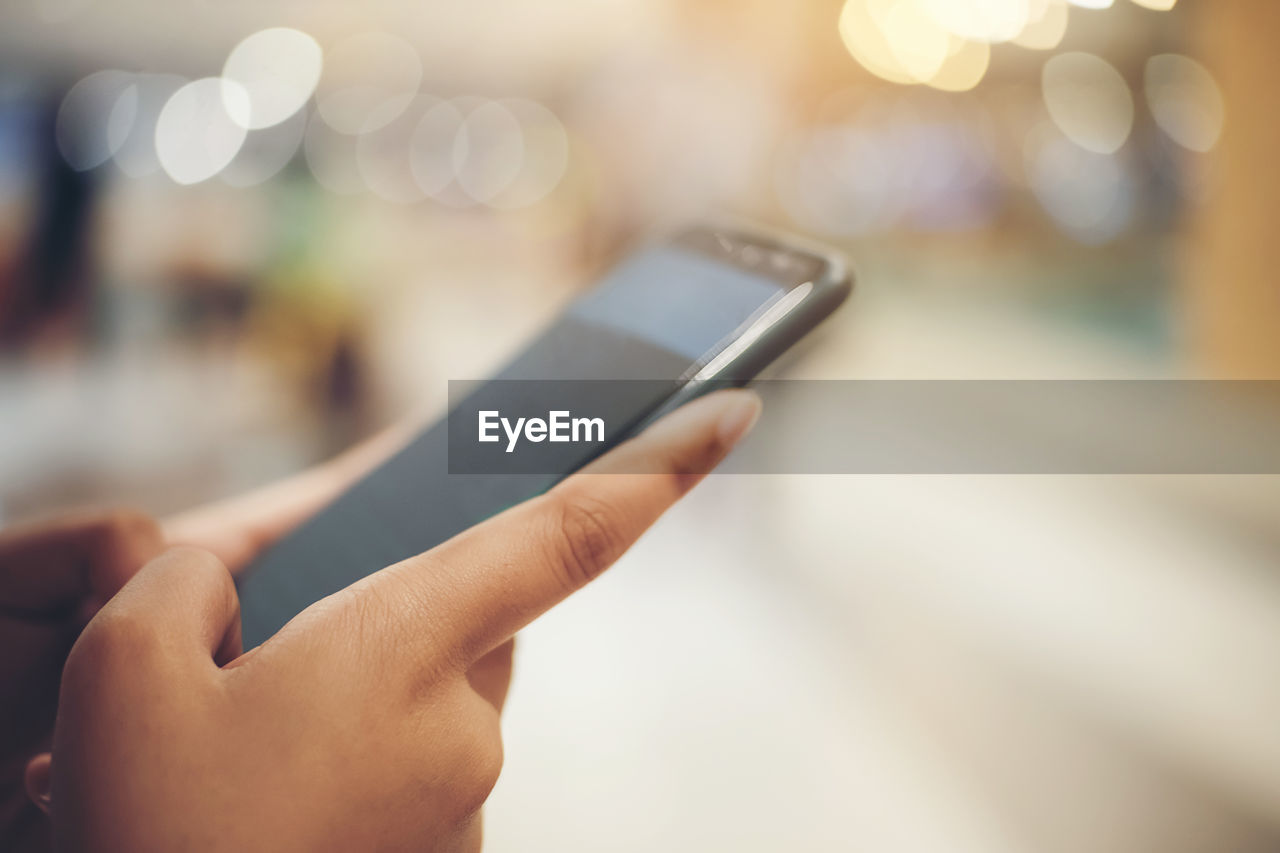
top-left (635, 224), bottom-right (853, 427)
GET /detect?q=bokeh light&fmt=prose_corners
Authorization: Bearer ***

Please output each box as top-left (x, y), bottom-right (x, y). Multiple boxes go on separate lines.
top-left (839, 0), bottom-right (994, 91)
top-left (881, 2), bottom-right (954, 82)
top-left (928, 38), bottom-right (991, 92)
top-left (316, 32), bottom-right (421, 135)
top-left (920, 0), bottom-right (1031, 44)
top-left (488, 99), bottom-right (570, 209)
top-left (1026, 123), bottom-right (1135, 243)
top-left (409, 98), bottom-right (470, 205)
top-left (1144, 54), bottom-right (1225, 153)
top-left (356, 95), bottom-right (429, 204)
top-left (453, 99), bottom-right (525, 204)
top-left (1013, 0), bottom-right (1069, 50)
top-left (1130, 0), bottom-right (1176, 10)
top-left (303, 108), bottom-right (365, 195)
top-left (155, 77), bottom-right (249, 185)
top-left (839, 0), bottom-right (916, 86)
top-left (221, 107), bottom-right (307, 188)
top-left (1041, 52), bottom-right (1134, 154)
top-left (221, 27), bottom-right (323, 131)
top-left (111, 73), bottom-right (184, 178)
top-left (56, 70), bottom-right (137, 171)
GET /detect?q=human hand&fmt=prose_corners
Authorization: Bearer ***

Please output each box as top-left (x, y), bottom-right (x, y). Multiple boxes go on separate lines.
top-left (0, 511), bottom-right (164, 851)
top-left (2, 418), bottom-right (415, 851)
top-left (45, 390), bottom-right (760, 852)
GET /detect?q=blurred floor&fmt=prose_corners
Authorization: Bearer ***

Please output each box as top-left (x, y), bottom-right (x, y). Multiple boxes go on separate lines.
top-left (489, 471), bottom-right (1280, 853)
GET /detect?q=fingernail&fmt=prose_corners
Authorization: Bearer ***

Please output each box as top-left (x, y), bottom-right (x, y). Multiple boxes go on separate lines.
top-left (24, 753), bottom-right (53, 815)
top-left (716, 391), bottom-right (763, 448)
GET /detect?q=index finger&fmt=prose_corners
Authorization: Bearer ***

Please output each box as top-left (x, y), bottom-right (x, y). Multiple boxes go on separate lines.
top-left (347, 389), bottom-right (761, 670)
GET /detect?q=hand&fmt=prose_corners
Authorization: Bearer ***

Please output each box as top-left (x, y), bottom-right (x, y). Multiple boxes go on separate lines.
top-left (0, 511), bottom-right (164, 851)
top-left (1, 417), bottom-right (415, 851)
top-left (46, 390), bottom-right (760, 853)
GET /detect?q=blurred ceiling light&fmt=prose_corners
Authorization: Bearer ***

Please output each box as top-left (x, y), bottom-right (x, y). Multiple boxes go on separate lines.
top-left (1041, 52), bottom-right (1134, 154)
top-left (488, 99), bottom-right (569, 209)
top-left (1144, 54), bottom-right (1224, 152)
top-left (1066, 0), bottom-right (1113, 8)
top-left (356, 96), bottom-right (429, 204)
top-left (840, 0), bottom-right (993, 91)
top-left (221, 27), bottom-right (323, 130)
top-left (920, 0), bottom-right (1031, 44)
top-left (928, 38), bottom-right (991, 91)
top-left (112, 73), bottom-right (185, 178)
top-left (453, 99), bottom-right (526, 204)
top-left (1130, 0), bottom-right (1175, 7)
top-left (1026, 125), bottom-right (1134, 243)
top-left (303, 109), bottom-right (365, 194)
top-left (881, 1), bottom-right (953, 82)
top-left (56, 70), bottom-right (137, 171)
top-left (839, 0), bottom-right (915, 85)
top-left (1013, 0), bottom-right (1069, 50)
top-left (317, 32), bottom-right (421, 135)
top-left (221, 108), bottom-right (307, 187)
top-left (155, 77), bottom-right (249, 185)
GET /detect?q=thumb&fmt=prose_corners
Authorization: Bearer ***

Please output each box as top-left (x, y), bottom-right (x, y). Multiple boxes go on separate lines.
top-left (24, 752), bottom-right (53, 815)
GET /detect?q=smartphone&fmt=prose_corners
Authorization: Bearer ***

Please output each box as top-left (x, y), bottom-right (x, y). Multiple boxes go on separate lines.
top-left (236, 225), bottom-right (852, 647)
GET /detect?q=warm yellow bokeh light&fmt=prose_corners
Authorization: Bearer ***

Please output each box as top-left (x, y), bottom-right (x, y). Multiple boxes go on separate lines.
top-left (1130, 0), bottom-right (1176, 9)
top-left (928, 38), bottom-right (992, 91)
top-left (921, 0), bottom-right (1031, 44)
top-left (839, 0), bottom-right (992, 91)
top-left (1013, 0), bottom-right (1069, 50)
top-left (881, 1), bottom-right (953, 81)
top-left (839, 0), bottom-right (915, 85)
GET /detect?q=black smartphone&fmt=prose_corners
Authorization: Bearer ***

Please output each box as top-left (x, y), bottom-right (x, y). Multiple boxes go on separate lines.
top-left (236, 224), bottom-right (852, 647)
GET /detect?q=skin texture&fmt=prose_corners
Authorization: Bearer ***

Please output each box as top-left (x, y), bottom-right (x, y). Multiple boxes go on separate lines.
top-left (0, 510), bottom-right (165, 851)
top-left (0, 389), bottom-right (760, 853)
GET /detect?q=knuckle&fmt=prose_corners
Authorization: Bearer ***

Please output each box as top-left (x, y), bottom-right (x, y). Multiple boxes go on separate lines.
top-left (69, 606), bottom-right (161, 676)
top-left (548, 491), bottom-right (626, 591)
top-left (340, 572), bottom-right (455, 693)
top-left (158, 545), bottom-right (239, 612)
top-left (164, 545), bottom-right (230, 585)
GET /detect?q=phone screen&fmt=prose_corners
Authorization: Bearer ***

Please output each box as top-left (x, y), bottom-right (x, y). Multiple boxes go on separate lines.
top-left (237, 231), bottom-right (828, 646)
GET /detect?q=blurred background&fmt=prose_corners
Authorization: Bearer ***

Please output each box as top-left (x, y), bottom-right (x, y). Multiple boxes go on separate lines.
top-left (2, 0), bottom-right (1280, 850)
